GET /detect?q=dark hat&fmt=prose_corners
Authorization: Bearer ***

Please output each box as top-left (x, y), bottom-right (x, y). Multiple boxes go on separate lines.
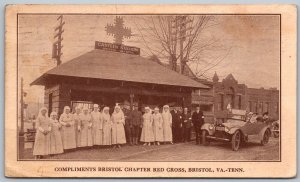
top-left (263, 112), bottom-right (269, 116)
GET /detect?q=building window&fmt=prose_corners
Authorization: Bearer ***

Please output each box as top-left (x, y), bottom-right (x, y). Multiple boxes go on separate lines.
top-left (253, 102), bottom-right (257, 113)
top-left (264, 102), bottom-right (269, 113)
top-left (238, 95), bottom-right (242, 109)
top-left (193, 89), bottom-right (201, 96)
top-left (200, 104), bottom-right (213, 112)
top-left (216, 94), bottom-right (224, 111)
top-left (48, 93), bottom-right (53, 116)
top-left (258, 102), bottom-right (263, 114)
top-left (220, 94), bottom-right (224, 110)
top-left (248, 101), bottom-right (252, 112)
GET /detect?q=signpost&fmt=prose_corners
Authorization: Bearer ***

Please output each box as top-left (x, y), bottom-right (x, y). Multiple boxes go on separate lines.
top-left (95, 41), bottom-right (140, 55)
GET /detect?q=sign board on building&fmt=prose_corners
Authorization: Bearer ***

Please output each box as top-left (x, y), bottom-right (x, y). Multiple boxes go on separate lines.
top-left (95, 41), bottom-right (140, 55)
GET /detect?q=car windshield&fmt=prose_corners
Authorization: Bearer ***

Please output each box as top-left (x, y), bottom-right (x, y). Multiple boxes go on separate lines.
top-left (226, 119), bottom-right (244, 123)
top-left (223, 119), bottom-right (246, 128)
top-left (228, 115), bottom-right (246, 121)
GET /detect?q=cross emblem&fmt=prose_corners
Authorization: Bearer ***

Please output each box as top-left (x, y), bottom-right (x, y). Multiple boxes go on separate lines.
top-left (105, 16), bottom-right (132, 45)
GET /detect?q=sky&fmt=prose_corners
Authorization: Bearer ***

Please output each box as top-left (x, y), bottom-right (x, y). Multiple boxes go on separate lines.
top-left (18, 14), bottom-right (280, 103)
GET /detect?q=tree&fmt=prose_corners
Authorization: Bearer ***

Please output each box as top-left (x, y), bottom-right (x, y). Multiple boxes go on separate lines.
top-left (133, 15), bottom-right (231, 78)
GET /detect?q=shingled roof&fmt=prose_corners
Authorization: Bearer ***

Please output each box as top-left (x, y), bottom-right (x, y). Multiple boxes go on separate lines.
top-left (31, 49), bottom-right (209, 89)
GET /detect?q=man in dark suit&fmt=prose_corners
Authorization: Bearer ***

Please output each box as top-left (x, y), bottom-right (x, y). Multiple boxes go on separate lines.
top-left (192, 106), bottom-right (204, 145)
top-left (181, 107), bottom-right (192, 142)
top-left (171, 108), bottom-right (182, 143)
top-left (123, 106), bottom-right (132, 145)
top-left (129, 105), bottom-right (143, 145)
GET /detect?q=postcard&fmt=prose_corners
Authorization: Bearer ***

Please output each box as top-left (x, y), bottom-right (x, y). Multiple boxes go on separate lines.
top-left (5, 4), bottom-right (297, 178)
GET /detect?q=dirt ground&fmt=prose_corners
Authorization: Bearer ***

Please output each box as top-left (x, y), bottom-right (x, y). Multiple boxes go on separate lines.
top-left (22, 138), bottom-right (279, 161)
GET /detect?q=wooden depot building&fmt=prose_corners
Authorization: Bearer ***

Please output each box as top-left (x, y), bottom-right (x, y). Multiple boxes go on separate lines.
top-left (31, 41), bottom-right (209, 115)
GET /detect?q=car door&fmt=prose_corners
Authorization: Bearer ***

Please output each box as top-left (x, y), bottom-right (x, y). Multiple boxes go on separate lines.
top-left (240, 122), bottom-right (267, 135)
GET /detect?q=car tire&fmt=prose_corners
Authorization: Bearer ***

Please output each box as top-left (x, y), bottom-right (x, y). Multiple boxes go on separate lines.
top-left (201, 130), bottom-right (210, 146)
top-left (261, 129), bottom-right (270, 145)
top-left (231, 130), bottom-right (241, 151)
top-left (273, 124), bottom-right (279, 138)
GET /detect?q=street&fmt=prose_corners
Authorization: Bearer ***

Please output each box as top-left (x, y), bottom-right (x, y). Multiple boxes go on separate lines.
top-left (23, 138), bottom-right (279, 161)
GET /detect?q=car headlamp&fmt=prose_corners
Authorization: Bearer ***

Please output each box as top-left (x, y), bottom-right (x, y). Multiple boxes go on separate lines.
top-left (224, 127), bottom-right (229, 132)
top-left (209, 124), bottom-right (214, 130)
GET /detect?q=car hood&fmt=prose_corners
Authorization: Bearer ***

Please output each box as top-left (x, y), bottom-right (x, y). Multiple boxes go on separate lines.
top-left (222, 119), bottom-right (246, 129)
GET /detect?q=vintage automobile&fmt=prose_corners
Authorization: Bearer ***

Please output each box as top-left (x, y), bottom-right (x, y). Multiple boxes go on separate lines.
top-left (201, 109), bottom-right (271, 151)
top-left (271, 120), bottom-right (280, 138)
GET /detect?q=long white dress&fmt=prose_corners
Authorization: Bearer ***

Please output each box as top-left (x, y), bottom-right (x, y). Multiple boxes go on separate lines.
top-left (140, 113), bottom-right (154, 142)
top-left (73, 113), bottom-right (81, 147)
top-left (59, 113), bottom-right (77, 149)
top-left (91, 111), bottom-right (103, 145)
top-left (49, 119), bottom-right (64, 154)
top-left (111, 111), bottom-right (126, 144)
top-left (79, 113), bottom-right (93, 147)
top-left (161, 111), bottom-right (173, 142)
top-left (102, 113), bottom-right (112, 145)
top-left (33, 115), bottom-right (51, 156)
top-left (152, 113), bottom-right (164, 142)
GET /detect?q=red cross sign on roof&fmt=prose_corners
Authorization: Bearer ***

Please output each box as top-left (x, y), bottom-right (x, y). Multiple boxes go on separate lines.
top-left (105, 16), bottom-right (132, 45)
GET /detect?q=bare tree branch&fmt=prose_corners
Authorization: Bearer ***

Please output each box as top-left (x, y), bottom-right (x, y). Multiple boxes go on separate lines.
top-left (133, 15), bottom-right (228, 78)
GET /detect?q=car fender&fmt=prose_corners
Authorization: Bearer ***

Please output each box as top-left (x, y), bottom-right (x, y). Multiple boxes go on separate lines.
top-left (228, 127), bottom-right (240, 135)
top-left (201, 123), bottom-right (215, 135)
top-left (258, 125), bottom-right (271, 140)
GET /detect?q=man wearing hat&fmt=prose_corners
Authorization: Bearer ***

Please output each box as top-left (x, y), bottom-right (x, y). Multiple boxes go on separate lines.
top-left (181, 107), bottom-right (192, 142)
top-left (192, 106), bottom-right (204, 145)
top-left (246, 112), bottom-right (254, 122)
top-left (129, 105), bottom-right (143, 145)
top-left (262, 112), bottom-right (270, 124)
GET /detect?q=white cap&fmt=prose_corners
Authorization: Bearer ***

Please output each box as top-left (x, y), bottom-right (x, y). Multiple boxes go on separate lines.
top-left (50, 111), bottom-right (57, 116)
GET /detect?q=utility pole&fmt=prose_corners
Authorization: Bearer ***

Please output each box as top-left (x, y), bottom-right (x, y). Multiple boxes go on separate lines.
top-left (170, 16), bottom-right (179, 72)
top-left (20, 77), bottom-right (24, 133)
top-left (52, 15), bottom-right (65, 66)
top-left (179, 16), bottom-right (186, 74)
top-left (171, 16), bottom-right (192, 74)
top-left (19, 77), bottom-right (25, 159)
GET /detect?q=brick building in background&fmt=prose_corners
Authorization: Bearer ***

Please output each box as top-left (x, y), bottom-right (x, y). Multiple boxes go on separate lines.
top-left (191, 72), bottom-right (279, 122)
top-left (148, 56), bottom-right (279, 122)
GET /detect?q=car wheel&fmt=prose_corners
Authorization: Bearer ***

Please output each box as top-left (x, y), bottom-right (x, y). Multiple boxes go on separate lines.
top-left (261, 130), bottom-right (270, 145)
top-left (231, 130), bottom-right (241, 151)
top-left (273, 124), bottom-right (279, 138)
top-left (201, 130), bottom-right (210, 146)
